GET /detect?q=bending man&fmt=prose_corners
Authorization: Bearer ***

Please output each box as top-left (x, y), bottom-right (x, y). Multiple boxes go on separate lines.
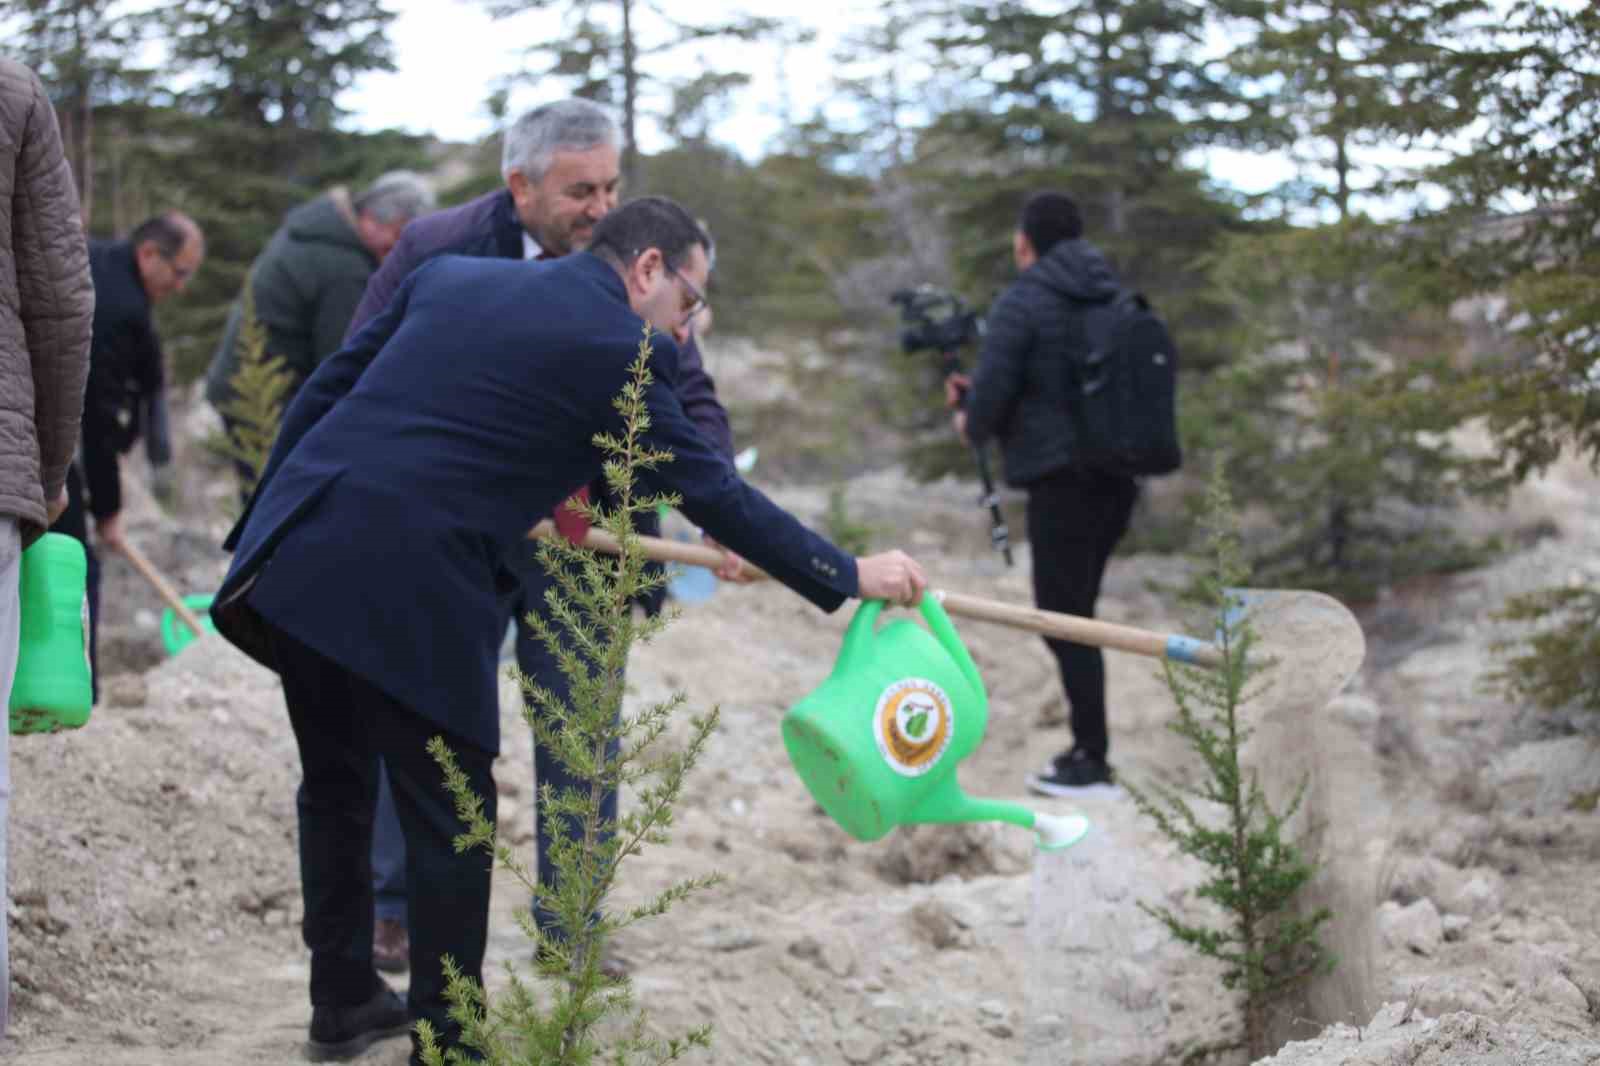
top-left (210, 197), bottom-right (926, 1065)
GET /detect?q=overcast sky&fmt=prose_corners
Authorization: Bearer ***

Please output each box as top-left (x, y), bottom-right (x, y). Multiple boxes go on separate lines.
top-left (340, 0), bottom-right (873, 160)
top-left (337, 1), bottom-right (1316, 198)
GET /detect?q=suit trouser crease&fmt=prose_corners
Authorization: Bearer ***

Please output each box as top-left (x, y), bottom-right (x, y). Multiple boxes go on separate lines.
top-left (370, 771), bottom-right (406, 922)
top-left (368, 541), bottom-right (619, 932)
top-left (1025, 470), bottom-right (1138, 761)
top-left (268, 622), bottom-right (494, 1052)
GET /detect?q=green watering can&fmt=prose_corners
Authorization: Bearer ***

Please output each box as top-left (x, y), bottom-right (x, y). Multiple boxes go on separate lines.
top-left (783, 593), bottom-right (1089, 851)
top-left (162, 593), bottom-right (216, 656)
top-left (9, 533), bottom-right (93, 735)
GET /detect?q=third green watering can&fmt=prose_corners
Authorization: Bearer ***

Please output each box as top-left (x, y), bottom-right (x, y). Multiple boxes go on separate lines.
top-left (782, 593), bottom-right (1088, 851)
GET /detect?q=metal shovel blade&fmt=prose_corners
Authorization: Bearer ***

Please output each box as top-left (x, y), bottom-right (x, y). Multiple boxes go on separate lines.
top-left (1227, 586), bottom-right (1368, 707)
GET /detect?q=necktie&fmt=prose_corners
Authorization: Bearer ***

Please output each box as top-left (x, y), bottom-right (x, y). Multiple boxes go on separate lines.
top-left (552, 486), bottom-right (591, 545)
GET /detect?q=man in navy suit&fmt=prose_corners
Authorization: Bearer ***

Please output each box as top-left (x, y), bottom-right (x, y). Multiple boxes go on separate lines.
top-left (348, 100), bottom-right (735, 971)
top-left (210, 197), bottom-right (926, 1064)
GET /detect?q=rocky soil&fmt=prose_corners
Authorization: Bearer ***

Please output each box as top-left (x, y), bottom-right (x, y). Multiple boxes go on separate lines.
top-left (4, 363), bottom-right (1597, 1065)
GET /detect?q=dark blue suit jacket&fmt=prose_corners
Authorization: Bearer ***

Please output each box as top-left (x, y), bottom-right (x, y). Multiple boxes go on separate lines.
top-left (211, 253), bottom-right (855, 754)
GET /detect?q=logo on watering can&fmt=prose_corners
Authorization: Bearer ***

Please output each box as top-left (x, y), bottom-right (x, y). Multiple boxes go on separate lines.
top-left (873, 678), bottom-right (953, 777)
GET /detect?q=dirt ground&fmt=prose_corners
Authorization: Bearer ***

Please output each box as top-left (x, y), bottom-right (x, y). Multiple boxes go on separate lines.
top-left (4, 364), bottom-right (1598, 1065)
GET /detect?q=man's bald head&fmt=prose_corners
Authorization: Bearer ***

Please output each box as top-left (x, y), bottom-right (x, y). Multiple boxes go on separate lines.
top-left (131, 210), bottom-right (205, 303)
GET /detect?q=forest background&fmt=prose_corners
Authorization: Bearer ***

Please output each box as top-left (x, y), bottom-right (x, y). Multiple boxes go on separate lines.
top-left (3, 0), bottom-right (1598, 667)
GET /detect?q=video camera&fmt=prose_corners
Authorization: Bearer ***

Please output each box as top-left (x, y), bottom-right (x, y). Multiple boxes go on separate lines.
top-left (888, 286), bottom-right (1012, 567)
top-left (890, 286), bottom-right (984, 357)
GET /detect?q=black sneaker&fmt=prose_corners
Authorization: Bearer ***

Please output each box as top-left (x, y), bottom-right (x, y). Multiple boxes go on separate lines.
top-left (307, 979), bottom-right (409, 1061)
top-left (1026, 748), bottom-right (1117, 796)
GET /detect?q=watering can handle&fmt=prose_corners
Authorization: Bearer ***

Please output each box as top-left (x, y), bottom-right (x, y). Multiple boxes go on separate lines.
top-left (917, 592), bottom-right (986, 705)
top-left (835, 599), bottom-right (885, 675)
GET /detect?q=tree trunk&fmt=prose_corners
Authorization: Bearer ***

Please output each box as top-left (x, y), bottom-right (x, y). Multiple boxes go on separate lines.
top-left (620, 0), bottom-right (639, 186)
top-left (1246, 998), bottom-right (1268, 1060)
top-left (1329, 1), bottom-right (1351, 223)
top-left (1093, 5), bottom-right (1127, 235)
top-left (69, 11), bottom-right (94, 226)
top-left (75, 91), bottom-right (93, 226)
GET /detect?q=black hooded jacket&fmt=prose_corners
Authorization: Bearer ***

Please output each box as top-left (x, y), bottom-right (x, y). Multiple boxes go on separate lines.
top-left (963, 238), bottom-right (1120, 487)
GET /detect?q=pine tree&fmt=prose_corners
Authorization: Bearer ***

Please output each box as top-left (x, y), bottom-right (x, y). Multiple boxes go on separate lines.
top-left (106, 0), bottom-right (420, 381)
top-left (825, 0), bottom-right (967, 175)
top-left (925, 0), bottom-right (1268, 344)
top-left (1188, 218), bottom-right (1508, 599)
top-left (869, 0), bottom-right (1267, 486)
top-left (209, 279), bottom-right (292, 506)
top-left (163, 0), bottom-right (396, 133)
top-left (1181, 0), bottom-right (1514, 596)
top-left (1413, 2), bottom-right (1600, 721)
top-left (1222, 0), bottom-right (1486, 221)
top-left (1125, 468), bottom-right (1333, 1060)
top-left (422, 334), bottom-right (721, 1065)
top-left (1413, 0), bottom-right (1600, 476)
top-left (3, 0), bottom-right (157, 224)
top-left (478, 0), bottom-right (787, 185)
top-left (1490, 585), bottom-right (1600, 719)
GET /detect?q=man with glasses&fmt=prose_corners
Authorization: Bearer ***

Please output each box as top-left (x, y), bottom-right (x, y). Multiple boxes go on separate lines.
top-left (344, 99), bottom-right (737, 976)
top-left (51, 210), bottom-right (205, 699)
top-left (211, 196), bottom-right (928, 1064)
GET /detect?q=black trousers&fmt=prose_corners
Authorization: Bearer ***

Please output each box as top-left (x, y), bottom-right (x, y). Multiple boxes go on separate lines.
top-left (265, 621), bottom-right (494, 1061)
top-left (507, 545), bottom-right (621, 934)
top-left (1025, 468), bottom-right (1139, 761)
top-left (368, 510), bottom-right (660, 934)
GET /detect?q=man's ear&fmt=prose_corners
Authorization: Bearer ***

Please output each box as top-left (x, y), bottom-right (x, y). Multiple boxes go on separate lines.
top-left (506, 169), bottom-right (532, 205)
top-left (1013, 229), bottom-right (1037, 268)
top-left (631, 247), bottom-right (664, 288)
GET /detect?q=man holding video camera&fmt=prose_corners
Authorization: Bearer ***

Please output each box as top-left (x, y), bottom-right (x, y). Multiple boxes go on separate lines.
top-left (946, 191), bottom-right (1139, 795)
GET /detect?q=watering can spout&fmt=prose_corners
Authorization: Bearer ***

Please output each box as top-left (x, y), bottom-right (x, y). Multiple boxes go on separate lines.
top-left (908, 778), bottom-right (1091, 852)
top-left (1033, 810), bottom-right (1092, 851)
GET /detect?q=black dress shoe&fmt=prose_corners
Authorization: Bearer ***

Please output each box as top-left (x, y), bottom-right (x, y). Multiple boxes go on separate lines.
top-left (307, 980), bottom-right (409, 1061)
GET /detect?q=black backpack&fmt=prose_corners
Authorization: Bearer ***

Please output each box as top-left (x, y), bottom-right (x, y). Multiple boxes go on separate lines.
top-left (1064, 290), bottom-right (1182, 477)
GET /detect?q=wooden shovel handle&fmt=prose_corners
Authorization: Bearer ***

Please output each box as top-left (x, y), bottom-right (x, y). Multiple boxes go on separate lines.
top-left (117, 539), bottom-right (208, 639)
top-left (528, 521), bottom-right (1222, 667)
top-left (933, 590), bottom-right (1221, 666)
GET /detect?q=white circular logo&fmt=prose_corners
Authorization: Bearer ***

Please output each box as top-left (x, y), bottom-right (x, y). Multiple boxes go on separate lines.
top-left (873, 678), bottom-right (954, 777)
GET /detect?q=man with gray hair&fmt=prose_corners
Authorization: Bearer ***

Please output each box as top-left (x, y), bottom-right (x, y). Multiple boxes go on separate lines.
top-left (204, 169), bottom-right (436, 421)
top-left (345, 99), bottom-right (734, 976)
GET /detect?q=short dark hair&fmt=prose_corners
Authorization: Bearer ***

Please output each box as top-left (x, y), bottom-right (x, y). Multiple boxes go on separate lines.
top-left (1019, 192), bottom-right (1083, 256)
top-left (588, 196), bottom-right (710, 274)
top-left (129, 211), bottom-right (196, 257)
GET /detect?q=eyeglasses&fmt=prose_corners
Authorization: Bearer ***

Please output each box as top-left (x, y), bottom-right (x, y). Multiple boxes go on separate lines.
top-left (665, 264), bottom-right (709, 318)
top-left (161, 251), bottom-right (195, 284)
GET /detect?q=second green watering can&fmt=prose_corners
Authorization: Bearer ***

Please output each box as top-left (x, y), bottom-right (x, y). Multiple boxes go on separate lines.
top-left (782, 593), bottom-right (1088, 851)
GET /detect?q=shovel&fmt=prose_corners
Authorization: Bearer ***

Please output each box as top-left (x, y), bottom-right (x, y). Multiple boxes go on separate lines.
top-left (529, 523), bottom-right (1374, 1028)
top-left (115, 539), bottom-right (212, 652)
top-left (529, 521), bottom-right (1365, 687)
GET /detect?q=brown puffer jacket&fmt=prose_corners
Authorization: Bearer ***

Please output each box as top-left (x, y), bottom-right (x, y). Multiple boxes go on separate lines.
top-left (0, 59), bottom-right (93, 545)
